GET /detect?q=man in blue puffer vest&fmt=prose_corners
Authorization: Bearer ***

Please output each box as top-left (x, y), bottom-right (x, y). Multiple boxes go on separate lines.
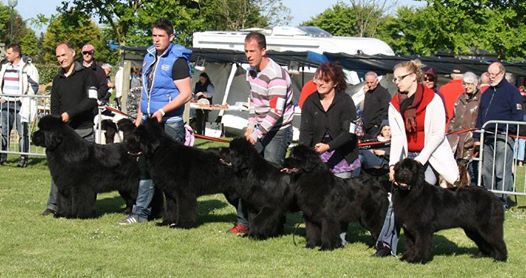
top-left (120, 18), bottom-right (192, 225)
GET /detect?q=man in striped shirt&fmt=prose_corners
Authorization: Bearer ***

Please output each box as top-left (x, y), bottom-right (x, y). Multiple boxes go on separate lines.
top-left (228, 31), bottom-right (294, 234)
top-left (0, 43), bottom-right (39, 167)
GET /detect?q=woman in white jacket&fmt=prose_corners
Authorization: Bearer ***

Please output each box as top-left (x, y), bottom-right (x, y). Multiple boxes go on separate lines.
top-left (374, 59), bottom-right (458, 257)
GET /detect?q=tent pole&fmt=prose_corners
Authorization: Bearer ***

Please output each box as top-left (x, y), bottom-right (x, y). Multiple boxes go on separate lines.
top-left (219, 63), bottom-right (238, 118)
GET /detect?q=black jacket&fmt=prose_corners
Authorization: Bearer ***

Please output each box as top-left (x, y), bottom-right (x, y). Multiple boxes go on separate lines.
top-left (300, 91), bottom-right (359, 163)
top-left (51, 62), bottom-right (98, 129)
top-left (362, 85), bottom-right (390, 135)
top-left (82, 60), bottom-right (109, 101)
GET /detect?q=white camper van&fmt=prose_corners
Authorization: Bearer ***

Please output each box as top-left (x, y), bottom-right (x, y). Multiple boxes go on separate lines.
top-left (191, 26), bottom-right (395, 139)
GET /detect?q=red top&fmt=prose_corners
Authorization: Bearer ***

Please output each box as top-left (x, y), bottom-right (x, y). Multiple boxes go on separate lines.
top-left (439, 79), bottom-right (464, 128)
top-left (391, 85), bottom-right (435, 152)
top-left (298, 80), bottom-right (317, 109)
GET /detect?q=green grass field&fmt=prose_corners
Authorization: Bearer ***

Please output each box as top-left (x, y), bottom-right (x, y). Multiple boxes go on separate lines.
top-left (1, 140), bottom-right (525, 277)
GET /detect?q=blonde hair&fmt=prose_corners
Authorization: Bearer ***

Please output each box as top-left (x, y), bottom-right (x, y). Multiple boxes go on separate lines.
top-left (393, 59), bottom-right (424, 82)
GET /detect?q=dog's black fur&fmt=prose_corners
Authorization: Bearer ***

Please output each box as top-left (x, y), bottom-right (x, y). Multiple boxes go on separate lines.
top-left (221, 138), bottom-right (296, 239)
top-left (393, 158), bottom-right (507, 263)
top-left (32, 115), bottom-right (139, 218)
top-left (116, 118), bottom-right (136, 139)
top-left (124, 117), bottom-right (237, 228)
top-left (284, 145), bottom-right (389, 250)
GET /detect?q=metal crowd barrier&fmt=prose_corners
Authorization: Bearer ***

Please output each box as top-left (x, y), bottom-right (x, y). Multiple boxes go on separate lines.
top-left (0, 93), bottom-right (51, 158)
top-left (0, 93), bottom-right (124, 159)
top-left (477, 120), bottom-right (526, 197)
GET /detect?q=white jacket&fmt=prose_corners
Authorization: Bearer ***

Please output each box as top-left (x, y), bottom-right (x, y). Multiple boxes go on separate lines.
top-left (388, 93), bottom-right (459, 184)
top-left (0, 58), bottom-right (40, 122)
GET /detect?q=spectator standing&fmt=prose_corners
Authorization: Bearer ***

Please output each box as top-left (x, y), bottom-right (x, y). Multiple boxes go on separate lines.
top-left (474, 62), bottom-right (523, 208)
top-left (479, 72), bottom-right (491, 93)
top-left (374, 59), bottom-right (458, 257)
top-left (362, 71), bottom-right (391, 139)
top-left (114, 65), bottom-right (124, 110)
top-left (439, 66), bottom-right (465, 127)
top-left (192, 72), bottom-right (215, 135)
top-left (100, 63), bottom-right (114, 105)
top-left (423, 67), bottom-right (438, 93)
top-left (228, 31), bottom-right (294, 234)
top-left (80, 43), bottom-right (109, 104)
top-left (0, 43), bottom-right (39, 167)
top-left (41, 42), bottom-right (99, 216)
top-left (447, 72), bottom-right (481, 186)
top-left (119, 18), bottom-right (193, 225)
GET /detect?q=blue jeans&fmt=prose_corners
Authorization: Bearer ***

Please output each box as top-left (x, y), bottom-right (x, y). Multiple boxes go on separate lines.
top-left (235, 126), bottom-right (293, 226)
top-left (482, 134), bottom-right (514, 206)
top-left (47, 127), bottom-right (95, 211)
top-left (1, 101), bottom-right (28, 161)
top-left (132, 116), bottom-right (185, 220)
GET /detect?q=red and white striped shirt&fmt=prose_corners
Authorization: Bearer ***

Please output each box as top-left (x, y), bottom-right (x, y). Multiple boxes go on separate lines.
top-left (246, 58), bottom-right (294, 139)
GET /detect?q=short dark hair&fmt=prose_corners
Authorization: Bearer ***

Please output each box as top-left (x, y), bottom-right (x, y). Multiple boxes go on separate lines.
top-left (314, 62), bottom-right (347, 92)
top-left (244, 31), bottom-right (266, 49)
top-left (152, 18), bottom-right (174, 36)
top-left (56, 41), bottom-right (76, 52)
top-left (6, 43), bottom-right (22, 56)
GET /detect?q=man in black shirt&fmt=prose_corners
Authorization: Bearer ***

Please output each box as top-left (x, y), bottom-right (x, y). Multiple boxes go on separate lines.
top-left (362, 71), bottom-right (391, 139)
top-left (81, 43), bottom-right (109, 104)
top-left (41, 42), bottom-right (98, 216)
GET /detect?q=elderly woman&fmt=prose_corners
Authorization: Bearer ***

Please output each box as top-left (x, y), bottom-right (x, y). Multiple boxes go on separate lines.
top-left (447, 72), bottom-right (481, 185)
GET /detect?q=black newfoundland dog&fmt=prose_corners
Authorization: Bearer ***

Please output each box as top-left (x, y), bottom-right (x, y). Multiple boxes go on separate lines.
top-left (221, 138), bottom-right (296, 239)
top-left (284, 145), bottom-right (389, 250)
top-left (32, 115), bottom-right (139, 218)
top-left (124, 117), bottom-right (237, 228)
top-left (392, 158), bottom-right (507, 263)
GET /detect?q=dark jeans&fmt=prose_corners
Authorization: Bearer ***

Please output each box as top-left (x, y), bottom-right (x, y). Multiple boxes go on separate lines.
top-left (235, 126), bottom-right (293, 226)
top-left (46, 127), bottom-right (95, 211)
top-left (132, 116), bottom-right (185, 220)
top-left (1, 101), bottom-right (28, 161)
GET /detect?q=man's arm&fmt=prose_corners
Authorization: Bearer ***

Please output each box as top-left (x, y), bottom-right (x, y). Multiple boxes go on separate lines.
top-left (152, 76), bottom-right (192, 122)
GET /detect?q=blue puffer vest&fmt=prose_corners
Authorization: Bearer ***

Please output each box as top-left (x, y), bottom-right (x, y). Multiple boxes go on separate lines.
top-left (141, 43), bottom-right (192, 118)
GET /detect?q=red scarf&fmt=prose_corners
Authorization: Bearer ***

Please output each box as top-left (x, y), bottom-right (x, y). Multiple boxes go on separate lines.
top-left (397, 84), bottom-right (425, 133)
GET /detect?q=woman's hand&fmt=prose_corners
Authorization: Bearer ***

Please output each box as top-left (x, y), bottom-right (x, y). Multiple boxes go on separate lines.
top-left (314, 143), bottom-right (330, 153)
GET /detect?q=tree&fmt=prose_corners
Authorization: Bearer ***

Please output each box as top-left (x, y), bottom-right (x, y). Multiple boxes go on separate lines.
top-left (377, 1), bottom-right (526, 61)
top-left (57, 0), bottom-right (290, 48)
top-left (302, 1), bottom-right (387, 37)
top-left (41, 15), bottom-right (110, 63)
top-left (0, 3), bottom-right (39, 61)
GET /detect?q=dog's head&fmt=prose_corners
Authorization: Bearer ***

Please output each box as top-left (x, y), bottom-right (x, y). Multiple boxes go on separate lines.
top-left (284, 145), bottom-right (326, 172)
top-left (219, 137), bottom-right (258, 171)
top-left (32, 115), bottom-right (68, 150)
top-left (117, 118), bottom-right (136, 138)
top-left (124, 117), bottom-right (162, 156)
top-left (393, 158), bottom-right (426, 189)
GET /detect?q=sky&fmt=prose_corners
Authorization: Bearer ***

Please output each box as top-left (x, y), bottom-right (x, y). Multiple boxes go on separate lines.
top-left (11, 0), bottom-right (425, 32)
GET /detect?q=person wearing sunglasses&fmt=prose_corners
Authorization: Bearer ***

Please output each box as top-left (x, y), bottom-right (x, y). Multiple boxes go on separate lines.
top-left (374, 59), bottom-right (458, 257)
top-left (80, 43), bottom-right (108, 103)
top-left (423, 67), bottom-right (438, 93)
top-left (447, 72), bottom-right (481, 186)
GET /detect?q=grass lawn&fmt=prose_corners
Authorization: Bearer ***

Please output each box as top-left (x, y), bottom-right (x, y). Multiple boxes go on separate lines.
top-left (1, 139), bottom-right (525, 277)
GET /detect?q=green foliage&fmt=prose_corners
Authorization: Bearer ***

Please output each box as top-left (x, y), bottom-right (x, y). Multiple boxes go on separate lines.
top-left (0, 157), bottom-right (525, 276)
top-left (377, 0), bottom-right (526, 61)
top-left (302, 1), bottom-right (385, 37)
top-left (34, 63), bottom-right (59, 86)
top-left (41, 14), bottom-right (117, 64)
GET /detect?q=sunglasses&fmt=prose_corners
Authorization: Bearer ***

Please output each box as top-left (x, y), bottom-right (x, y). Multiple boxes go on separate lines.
top-left (424, 77), bottom-right (435, 82)
top-left (82, 51), bottom-right (93, 55)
